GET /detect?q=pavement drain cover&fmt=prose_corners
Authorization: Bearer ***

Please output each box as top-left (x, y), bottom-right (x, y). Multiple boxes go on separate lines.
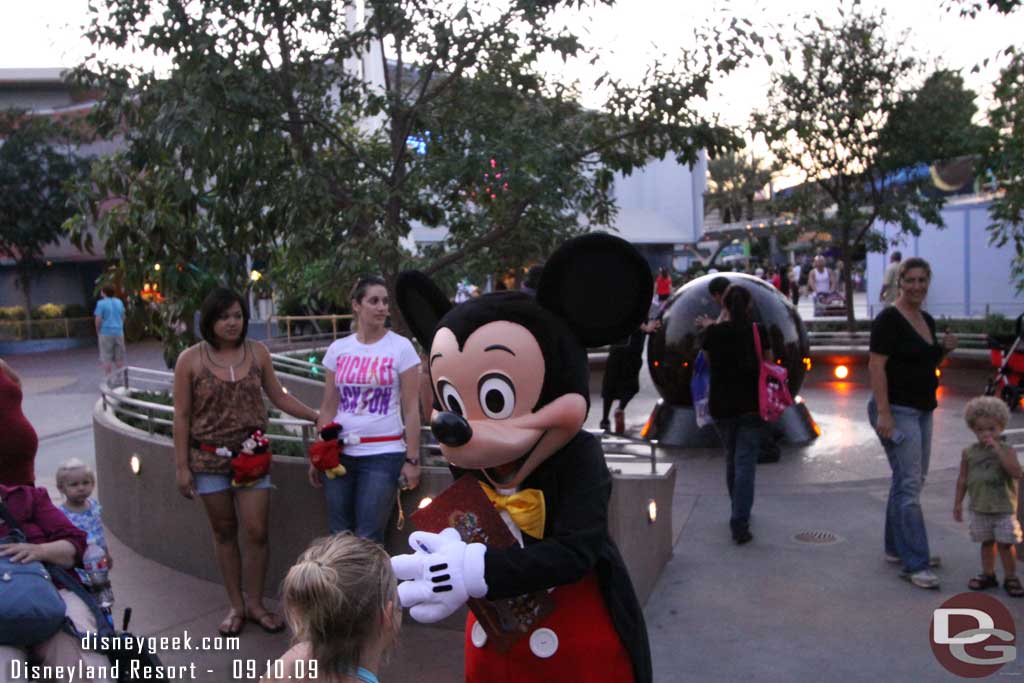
top-left (793, 530), bottom-right (842, 545)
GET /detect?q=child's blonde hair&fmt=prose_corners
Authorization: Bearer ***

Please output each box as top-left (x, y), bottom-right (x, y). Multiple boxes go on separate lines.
top-left (965, 396), bottom-right (1011, 431)
top-left (282, 534), bottom-right (398, 674)
top-left (55, 458), bottom-right (95, 491)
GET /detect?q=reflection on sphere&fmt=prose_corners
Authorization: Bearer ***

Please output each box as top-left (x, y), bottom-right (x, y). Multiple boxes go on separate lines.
top-left (647, 273), bottom-right (809, 406)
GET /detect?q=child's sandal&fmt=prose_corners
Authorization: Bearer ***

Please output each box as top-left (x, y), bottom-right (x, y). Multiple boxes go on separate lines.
top-left (1004, 576), bottom-right (1024, 598)
top-left (968, 573), bottom-right (998, 590)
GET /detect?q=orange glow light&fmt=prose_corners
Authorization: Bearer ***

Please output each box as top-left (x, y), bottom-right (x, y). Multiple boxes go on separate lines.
top-left (834, 365), bottom-right (849, 380)
top-left (935, 369), bottom-right (941, 378)
top-left (803, 357), bottom-right (812, 372)
top-left (653, 360), bottom-right (660, 368)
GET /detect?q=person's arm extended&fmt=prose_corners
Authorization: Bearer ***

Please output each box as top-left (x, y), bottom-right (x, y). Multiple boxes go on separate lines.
top-left (868, 352), bottom-right (895, 440)
top-left (254, 342), bottom-right (318, 421)
top-left (399, 365), bottom-right (422, 490)
top-left (172, 347), bottom-right (196, 499)
top-left (953, 450), bottom-right (968, 522)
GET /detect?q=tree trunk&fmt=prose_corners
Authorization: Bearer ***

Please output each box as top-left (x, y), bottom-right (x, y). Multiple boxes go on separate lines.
top-left (842, 227), bottom-right (856, 332)
top-left (18, 268), bottom-right (34, 341)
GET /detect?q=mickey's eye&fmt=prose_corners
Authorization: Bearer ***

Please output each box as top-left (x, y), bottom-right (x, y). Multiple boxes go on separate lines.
top-left (478, 374), bottom-right (515, 420)
top-left (438, 381), bottom-right (465, 416)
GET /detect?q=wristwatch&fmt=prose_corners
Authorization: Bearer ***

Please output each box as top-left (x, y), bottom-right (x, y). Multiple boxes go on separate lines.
top-left (405, 457), bottom-right (420, 466)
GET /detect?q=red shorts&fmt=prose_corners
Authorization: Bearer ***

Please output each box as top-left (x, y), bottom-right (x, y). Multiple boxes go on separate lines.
top-left (464, 572), bottom-right (634, 683)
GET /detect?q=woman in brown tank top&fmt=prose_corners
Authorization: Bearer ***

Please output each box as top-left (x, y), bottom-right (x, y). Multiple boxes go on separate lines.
top-left (173, 288), bottom-right (318, 638)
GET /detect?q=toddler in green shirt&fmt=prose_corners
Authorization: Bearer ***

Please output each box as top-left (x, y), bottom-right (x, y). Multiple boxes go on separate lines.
top-left (954, 396), bottom-right (1023, 597)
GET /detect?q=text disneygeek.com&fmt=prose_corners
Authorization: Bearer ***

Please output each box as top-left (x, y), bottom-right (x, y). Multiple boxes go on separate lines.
top-left (8, 631), bottom-right (241, 681)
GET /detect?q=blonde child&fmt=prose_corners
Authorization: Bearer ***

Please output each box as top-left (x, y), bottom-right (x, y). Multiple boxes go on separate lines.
top-left (261, 534), bottom-right (401, 683)
top-left (954, 397), bottom-right (1024, 598)
top-left (56, 458), bottom-right (112, 578)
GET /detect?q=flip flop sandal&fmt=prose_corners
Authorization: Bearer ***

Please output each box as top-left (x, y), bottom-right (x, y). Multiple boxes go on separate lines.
top-left (247, 610), bottom-right (286, 634)
top-left (968, 573), bottom-right (998, 590)
top-left (1004, 576), bottom-right (1024, 598)
top-left (218, 612), bottom-right (245, 637)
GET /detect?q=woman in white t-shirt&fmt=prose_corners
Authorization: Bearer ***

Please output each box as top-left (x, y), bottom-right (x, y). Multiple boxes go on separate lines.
top-left (313, 276), bottom-right (421, 541)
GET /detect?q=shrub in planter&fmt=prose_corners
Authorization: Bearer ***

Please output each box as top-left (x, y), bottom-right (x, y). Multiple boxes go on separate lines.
top-left (32, 303), bottom-right (64, 319)
top-left (0, 306), bottom-right (27, 320)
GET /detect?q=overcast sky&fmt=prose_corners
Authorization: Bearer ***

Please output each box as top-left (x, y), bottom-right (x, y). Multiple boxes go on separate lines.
top-left (3, 0), bottom-right (1021, 131)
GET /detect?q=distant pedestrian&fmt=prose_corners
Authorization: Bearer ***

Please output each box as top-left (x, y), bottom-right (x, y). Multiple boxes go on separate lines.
top-left (953, 397), bottom-right (1023, 598)
top-left (879, 251), bottom-right (902, 307)
top-left (521, 265), bottom-right (543, 297)
top-left (806, 255), bottom-right (834, 298)
top-left (600, 318), bottom-right (661, 434)
top-left (0, 358), bottom-right (37, 486)
top-left (700, 284), bottom-right (767, 544)
top-left (778, 265), bottom-right (792, 300)
top-left (655, 267), bottom-right (673, 302)
top-left (94, 285), bottom-right (126, 376)
top-left (788, 262), bottom-right (801, 307)
top-left (867, 257), bottom-right (957, 589)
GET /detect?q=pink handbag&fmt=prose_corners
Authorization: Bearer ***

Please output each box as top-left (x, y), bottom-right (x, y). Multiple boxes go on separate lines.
top-left (753, 323), bottom-right (793, 422)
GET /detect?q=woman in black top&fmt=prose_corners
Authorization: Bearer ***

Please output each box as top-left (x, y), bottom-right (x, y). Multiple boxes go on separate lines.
top-left (701, 285), bottom-right (767, 544)
top-left (867, 257), bottom-right (957, 589)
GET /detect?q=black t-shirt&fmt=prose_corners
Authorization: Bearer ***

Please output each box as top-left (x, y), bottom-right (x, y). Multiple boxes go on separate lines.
top-left (701, 321), bottom-right (765, 419)
top-left (869, 307), bottom-right (944, 411)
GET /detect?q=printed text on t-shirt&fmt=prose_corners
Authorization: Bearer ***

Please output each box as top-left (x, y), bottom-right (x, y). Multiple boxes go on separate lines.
top-left (335, 355), bottom-right (395, 416)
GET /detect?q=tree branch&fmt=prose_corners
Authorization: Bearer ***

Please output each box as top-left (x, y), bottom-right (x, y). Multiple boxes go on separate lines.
top-left (422, 200), bottom-right (531, 276)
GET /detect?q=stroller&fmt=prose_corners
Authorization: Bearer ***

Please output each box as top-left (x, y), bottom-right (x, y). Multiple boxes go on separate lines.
top-left (812, 291), bottom-right (847, 317)
top-left (985, 313), bottom-right (1024, 411)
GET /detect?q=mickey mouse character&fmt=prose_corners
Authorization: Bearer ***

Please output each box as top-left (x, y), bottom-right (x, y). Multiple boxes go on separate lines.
top-left (391, 233), bottom-right (653, 683)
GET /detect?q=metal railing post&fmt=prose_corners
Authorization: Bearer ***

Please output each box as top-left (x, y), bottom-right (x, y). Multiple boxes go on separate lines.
top-left (332, 317), bottom-right (337, 338)
top-left (286, 318), bottom-right (292, 345)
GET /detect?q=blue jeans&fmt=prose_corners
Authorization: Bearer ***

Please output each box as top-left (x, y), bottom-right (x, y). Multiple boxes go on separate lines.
top-left (715, 414), bottom-right (764, 535)
top-left (867, 398), bottom-right (933, 573)
top-left (322, 451), bottom-right (405, 542)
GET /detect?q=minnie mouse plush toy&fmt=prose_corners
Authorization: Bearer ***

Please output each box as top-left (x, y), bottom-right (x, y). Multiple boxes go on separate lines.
top-left (391, 233), bottom-right (653, 683)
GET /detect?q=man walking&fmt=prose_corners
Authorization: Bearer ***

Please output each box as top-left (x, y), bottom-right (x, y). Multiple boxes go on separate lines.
top-left (879, 251), bottom-right (902, 307)
top-left (94, 284), bottom-right (126, 376)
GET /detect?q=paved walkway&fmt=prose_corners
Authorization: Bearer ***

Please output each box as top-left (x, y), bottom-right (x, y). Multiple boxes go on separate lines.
top-left (6, 340), bottom-right (1024, 681)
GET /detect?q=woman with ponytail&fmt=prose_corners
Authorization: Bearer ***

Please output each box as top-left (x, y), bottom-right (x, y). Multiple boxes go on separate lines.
top-left (261, 534), bottom-right (401, 683)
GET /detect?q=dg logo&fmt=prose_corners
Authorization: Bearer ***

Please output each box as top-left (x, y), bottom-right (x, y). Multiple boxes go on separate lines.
top-left (931, 592), bottom-right (1017, 678)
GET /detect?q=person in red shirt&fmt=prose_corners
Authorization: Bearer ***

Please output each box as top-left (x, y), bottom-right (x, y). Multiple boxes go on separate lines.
top-left (0, 484), bottom-right (114, 681)
top-left (654, 267), bottom-right (673, 302)
top-left (0, 358), bottom-right (37, 486)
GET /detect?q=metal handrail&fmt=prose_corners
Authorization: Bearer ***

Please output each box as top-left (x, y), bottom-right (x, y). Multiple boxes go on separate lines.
top-left (806, 331), bottom-right (989, 349)
top-left (100, 367), bottom-right (316, 446)
top-left (418, 426), bottom-right (661, 474)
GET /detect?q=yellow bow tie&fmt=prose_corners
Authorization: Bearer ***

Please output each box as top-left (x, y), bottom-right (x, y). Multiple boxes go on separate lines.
top-left (479, 482), bottom-right (546, 540)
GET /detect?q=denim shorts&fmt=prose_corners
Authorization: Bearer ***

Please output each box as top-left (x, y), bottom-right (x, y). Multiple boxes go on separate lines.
top-left (193, 472), bottom-right (273, 495)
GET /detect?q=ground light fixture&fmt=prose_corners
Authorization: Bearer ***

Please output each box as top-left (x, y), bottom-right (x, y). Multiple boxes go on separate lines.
top-left (130, 455), bottom-right (141, 475)
top-left (418, 497), bottom-right (433, 510)
top-left (834, 365), bottom-right (849, 380)
top-left (647, 499), bottom-right (657, 524)
top-left (935, 368), bottom-right (941, 378)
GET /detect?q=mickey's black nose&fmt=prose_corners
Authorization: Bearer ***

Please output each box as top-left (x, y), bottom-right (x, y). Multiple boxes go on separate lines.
top-left (431, 412), bottom-right (473, 447)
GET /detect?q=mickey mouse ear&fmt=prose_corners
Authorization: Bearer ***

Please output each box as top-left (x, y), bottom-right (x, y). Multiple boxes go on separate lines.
top-left (395, 271), bottom-right (453, 350)
top-left (537, 233), bottom-right (654, 347)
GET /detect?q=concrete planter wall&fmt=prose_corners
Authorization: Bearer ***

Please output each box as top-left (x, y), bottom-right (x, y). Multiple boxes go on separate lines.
top-left (94, 400), bottom-right (675, 605)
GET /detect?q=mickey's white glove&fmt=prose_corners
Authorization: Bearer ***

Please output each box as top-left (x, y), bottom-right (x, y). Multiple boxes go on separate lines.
top-left (391, 528), bottom-right (488, 623)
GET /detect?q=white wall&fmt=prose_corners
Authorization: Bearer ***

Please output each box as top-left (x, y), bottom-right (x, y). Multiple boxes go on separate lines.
top-left (411, 154), bottom-right (707, 247)
top-left (610, 153), bottom-right (706, 244)
top-left (866, 199), bottom-right (1024, 319)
